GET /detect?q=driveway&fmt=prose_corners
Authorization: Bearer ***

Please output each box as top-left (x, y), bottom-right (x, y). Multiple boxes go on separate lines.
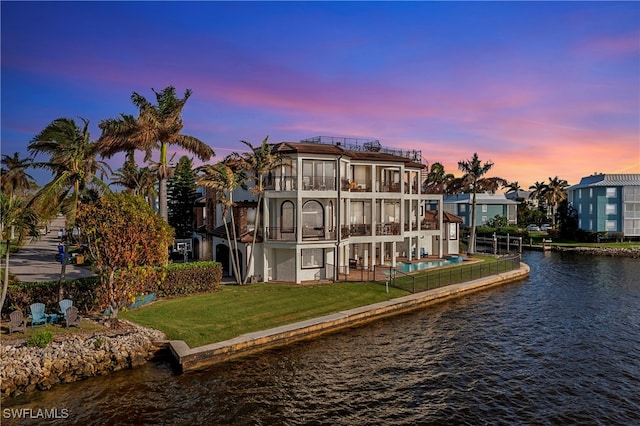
top-left (8, 215), bottom-right (94, 283)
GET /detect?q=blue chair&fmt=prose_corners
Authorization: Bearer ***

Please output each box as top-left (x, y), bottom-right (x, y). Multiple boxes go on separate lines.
top-left (59, 299), bottom-right (73, 319)
top-left (29, 303), bottom-right (47, 328)
top-left (420, 247), bottom-right (428, 258)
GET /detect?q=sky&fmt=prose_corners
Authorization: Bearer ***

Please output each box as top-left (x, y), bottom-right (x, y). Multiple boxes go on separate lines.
top-left (2, 1), bottom-right (639, 190)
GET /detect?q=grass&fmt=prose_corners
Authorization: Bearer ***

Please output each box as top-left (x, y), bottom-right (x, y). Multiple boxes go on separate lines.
top-left (1, 319), bottom-right (106, 344)
top-left (120, 281), bottom-right (409, 347)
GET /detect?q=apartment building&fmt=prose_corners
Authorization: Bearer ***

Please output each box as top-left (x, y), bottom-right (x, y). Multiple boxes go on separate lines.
top-left (567, 173), bottom-right (640, 238)
top-left (206, 137), bottom-right (458, 283)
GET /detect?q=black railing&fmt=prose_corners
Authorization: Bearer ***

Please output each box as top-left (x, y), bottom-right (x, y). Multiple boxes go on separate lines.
top-left (264, 175), bottom-right (297, 191)
top-left (375, 254), bottom-right (521, 294)
top-left (301, 176), bottom-right (336, 191)
top-left (266, 227), bottom-right (297, 241)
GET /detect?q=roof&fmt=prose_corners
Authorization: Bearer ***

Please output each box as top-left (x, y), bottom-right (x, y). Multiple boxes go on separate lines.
top-left (424, 210), bottom-right (464, 223)
top-left (272, 141), bottom-right (426, 169)
top-left (567, 174), bottom-right (640, 190)
top-left (210, 222), bottom-right (262, 243)
top-left (443, 193), bottom-right (520, 205)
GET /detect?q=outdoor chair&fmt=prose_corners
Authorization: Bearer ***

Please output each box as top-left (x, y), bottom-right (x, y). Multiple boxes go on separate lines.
top-left (29, 303), bottom-right (47, 328)
top-left (420, 248), bottom-right (428, 258)
top-left (59, 299), bottom-right (73, 319)
top-left (9, 310), bottom-right (27, 334)
top-left (65, 306), bottom-right (81, 328)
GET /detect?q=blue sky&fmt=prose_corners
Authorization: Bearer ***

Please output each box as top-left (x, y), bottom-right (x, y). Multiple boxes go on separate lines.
top-left (2, 1), bottom-right (639, 188)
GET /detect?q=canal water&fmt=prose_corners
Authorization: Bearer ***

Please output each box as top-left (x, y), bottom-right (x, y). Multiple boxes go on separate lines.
top-left (4, 251), bottom-right (640, 425)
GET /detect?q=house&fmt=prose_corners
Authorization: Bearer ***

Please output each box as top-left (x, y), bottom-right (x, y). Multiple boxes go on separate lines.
top-left (567, 173), bottom-right (640, 238)
top-left (205, 137), bottom-right (459, 283)
top-left (443, 193), bottom-right (519, 227)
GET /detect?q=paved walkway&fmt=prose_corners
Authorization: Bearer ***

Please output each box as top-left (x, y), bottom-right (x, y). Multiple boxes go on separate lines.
top-left (9, 216), bottom-right (94, 283)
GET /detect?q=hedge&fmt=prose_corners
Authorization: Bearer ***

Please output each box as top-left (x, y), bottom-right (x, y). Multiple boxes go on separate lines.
top-left (3, 261), bottom-right (222, 318)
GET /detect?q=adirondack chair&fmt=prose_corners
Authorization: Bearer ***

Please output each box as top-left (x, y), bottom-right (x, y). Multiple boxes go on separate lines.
top-left (59, 299), bottom-right (73, 319)
top-left (29, 303), bottom-right (47, 328)
top-left (9, 311), bottom-right (27, 334)
top-left (65, 306), bottom-right (81, 328)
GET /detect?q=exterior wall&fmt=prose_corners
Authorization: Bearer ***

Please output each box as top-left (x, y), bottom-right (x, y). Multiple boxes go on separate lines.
top-left (568, 175), bottom-right (640, 237)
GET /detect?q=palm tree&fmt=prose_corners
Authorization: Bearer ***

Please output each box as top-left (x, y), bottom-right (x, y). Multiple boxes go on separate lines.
top-left (98, 86), bottom-right (214, 221)
top-left (528, 181), bottom-right (548, 214)
top-left (1, 194), bottom-right (40, 314)
top-left (1, 152), bottom-right (36, 201)
top-left (423, 162), bottom-right (454, 194)
top-left (198, 160), bottom-right (245, 284)
top-left (457, 153), bottom-right (505, 255)
top-left (110, 150), bottom-right (158, 204)
top-left (543, 176), bottom-right (569, 227)
top-left (234, 137), bottom-right (282, 284)
top-left (504, 181), bottom-right (523, 196)
top-left (28, 117), bottom-right (111, 228)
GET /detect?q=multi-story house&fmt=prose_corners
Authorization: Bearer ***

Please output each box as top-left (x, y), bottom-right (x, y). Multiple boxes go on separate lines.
top-left (567, 174), bottom-right (640, 238)
top-left (205, 137), bottom-right (459, 283)
top-left (443, 193), bottom-right (519, 227)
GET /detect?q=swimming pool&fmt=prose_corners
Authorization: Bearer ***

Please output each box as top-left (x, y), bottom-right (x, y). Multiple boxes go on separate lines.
top-left (394, 256), bottom-right (464, 273)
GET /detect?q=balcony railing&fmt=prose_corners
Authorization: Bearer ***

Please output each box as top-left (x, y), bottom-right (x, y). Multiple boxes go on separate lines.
top-left (265, 227), bottom-right (337, 241)
top-left (302, 176), bottom-right (336, 191)
top-left (376, 223), bottom-right (401, 235)
top-left (421, 220), bottom-right (440, 230)
top-left (349, 224), bottom-right (371, 237)
top-left (266, 227), bottom-right (297, 241)
top-left (264, 175), bottom-right (297, 191)
top-left (302, 226), bottom-right (336, 240)
top-left (377, 181), bottom-right (401, 193)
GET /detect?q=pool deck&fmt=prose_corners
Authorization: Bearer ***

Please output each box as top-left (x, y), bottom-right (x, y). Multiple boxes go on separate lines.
top-left (168, 262), bottom-right (530, 372)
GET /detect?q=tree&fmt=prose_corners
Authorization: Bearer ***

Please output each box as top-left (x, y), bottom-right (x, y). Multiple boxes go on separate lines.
top-left (76, 192), bottom-right (173, 322)
top-left (98, 86), bottom-right (214, 222)
top-left (198, 160), bottom-right (245, 284)
top-left (0, 194), bottom-right (40, 314)
top-left (110, 150), bottom-right (158, 211)
top-left (457, 153), bottom-right (505, 255)
top-left (168, 156), bottom-right (197, 239)
top-left (504, 181), bottom-right (523, 196)
top-left (543, 176), bottom-right (569, 227)
top-left (28, 117), bottom-right (111, 228)
top-left (1, 152), bottom-right (36, 201)
top-left (423, 162), bottom-right (454, 194)
top-left (233, 137), bottom-right (282, 284)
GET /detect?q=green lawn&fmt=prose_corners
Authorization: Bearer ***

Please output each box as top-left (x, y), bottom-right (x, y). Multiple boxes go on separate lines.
top-left (120, 281), bottom-right (409, 347)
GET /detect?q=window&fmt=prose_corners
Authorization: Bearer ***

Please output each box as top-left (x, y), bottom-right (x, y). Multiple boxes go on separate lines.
top-left (449, 223), bottom-right (457, 240)
top-left (589, 188), bottom-right (593, 197)
top-left (579, 189), bottom-right (582, 199)
top-left (605, 204), bottom-right (617, 215)
top-left (281, 201), bottom-right (295, 232)
top-left (589, 204), bottom-right (593, 214)
top-left (302, 200), bottom-right (323, 228)
top-left (460, 204), bottom-right (467, 213)
top-left (481, 216), bottom-right (488, 225)
top-left (606, 187), bottom-right (616, 198)
top-left (302, 248), bottom-right (324, 268)
top-left (605, 220), bottom-right (617, 231)
top-left (481, 204), bottom-right (487, 212)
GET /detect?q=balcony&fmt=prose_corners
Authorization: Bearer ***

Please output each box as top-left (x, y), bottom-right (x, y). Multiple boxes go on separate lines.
top-left (377, 181), bottom-right (401, 193)
top-left (266, 227), bottom-right (296, 241)
top-left (264, 175), bottom-right (297, 191)
top-left (265, 226), bottom-right (337, 241)
top-left (349, 224), bottom-right (371, 237)
top-left (376, 223), bottom-right (401, 235)
top-left (302, 176), bottom-right (336, 191)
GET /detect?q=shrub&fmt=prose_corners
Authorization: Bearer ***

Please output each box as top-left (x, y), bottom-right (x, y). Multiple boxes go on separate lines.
top-left (27, 330), bottom-right (54, 348)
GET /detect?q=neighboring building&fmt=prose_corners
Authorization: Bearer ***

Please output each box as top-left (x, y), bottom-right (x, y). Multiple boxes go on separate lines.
top-left (567, 174), bottom-right (640, 238)
top-left (443, 193), bottom-right (519, 227)
top-left (205, 137), bottom-right (459, 283)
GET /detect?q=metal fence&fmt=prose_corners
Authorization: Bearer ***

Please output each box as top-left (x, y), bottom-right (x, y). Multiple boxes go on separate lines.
top-left (373, 254), bottom-right (521, 294)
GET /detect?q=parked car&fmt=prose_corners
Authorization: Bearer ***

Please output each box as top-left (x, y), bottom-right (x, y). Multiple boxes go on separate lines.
top-left (526, 224), bottom-right (541, 232)
top-left (540, 224), bottom-right (552, 231)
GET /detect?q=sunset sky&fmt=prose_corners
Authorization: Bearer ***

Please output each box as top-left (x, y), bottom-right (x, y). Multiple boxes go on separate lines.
top-left (2, 1), bottom-right (639, 189)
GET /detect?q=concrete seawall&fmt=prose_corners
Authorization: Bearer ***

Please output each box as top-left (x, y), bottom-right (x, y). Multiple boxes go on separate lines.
top-left (169, 263), bottom-right (530, 372)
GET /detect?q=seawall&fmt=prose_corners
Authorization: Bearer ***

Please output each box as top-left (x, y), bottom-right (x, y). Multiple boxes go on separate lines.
top-left (170, 263), bottom-right (530, 372)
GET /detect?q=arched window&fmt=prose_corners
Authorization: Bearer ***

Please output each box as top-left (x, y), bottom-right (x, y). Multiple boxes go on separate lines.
top-left (281, 201), bottom-right (295, 233)
top-left (302, 200), bottom-right (324, 229)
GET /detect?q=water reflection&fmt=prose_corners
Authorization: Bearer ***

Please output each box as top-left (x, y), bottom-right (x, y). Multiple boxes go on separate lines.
top-left (3, 251), bottom-right (640, 425)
